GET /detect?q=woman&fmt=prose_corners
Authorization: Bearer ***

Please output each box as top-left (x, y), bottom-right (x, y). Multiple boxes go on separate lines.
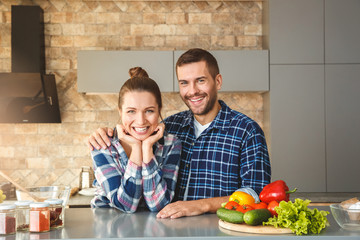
top-left (91, 67), bottom-right (181, 213)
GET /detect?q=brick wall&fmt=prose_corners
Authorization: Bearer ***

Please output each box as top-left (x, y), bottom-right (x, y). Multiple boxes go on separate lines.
top-left (0, 0), bottom-right (265, 189)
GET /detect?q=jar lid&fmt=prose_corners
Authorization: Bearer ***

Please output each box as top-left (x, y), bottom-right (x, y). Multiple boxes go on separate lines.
top-left (30, 202), bottom-right (49, 208)
top-left (0, 204), bottom-right (16, 210)
top-left (15, 200), bottom-right (33, 206)
top-left (44, 198), bottom-right (63, 205)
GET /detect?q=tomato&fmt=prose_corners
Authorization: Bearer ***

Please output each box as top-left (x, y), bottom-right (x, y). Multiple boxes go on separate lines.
top-left (250, 201), bottom-right (268, 209)
top-left (236, 204), bottom-right (254, 213)
top-left (224, 201), bottom-right (240, 210)
top-left (229, 191), bottom-right (255, 205)
top-left (267, 200), bottom-right (279, 216)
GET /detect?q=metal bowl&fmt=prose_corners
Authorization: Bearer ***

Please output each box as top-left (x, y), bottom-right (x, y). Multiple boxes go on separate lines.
top-left (330, 204), bottom-right (360, 231)
top-left (16, 186), bottom-right (71, 207)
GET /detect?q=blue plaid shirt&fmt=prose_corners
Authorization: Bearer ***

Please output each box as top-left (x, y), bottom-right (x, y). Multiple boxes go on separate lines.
top-left (91, 131), bottom-right (181, 213)
top-left (164, 100), bottom-right (271, 201)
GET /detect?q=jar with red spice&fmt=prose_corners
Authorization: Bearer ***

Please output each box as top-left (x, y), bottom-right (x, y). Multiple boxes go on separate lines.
top-left (15, 200), bottom-right (32, 231)
top-left (0, 204), bottom-right (16, 235)
top-left (45, 199), bottom-right (64, 229)
top-left (29, 202), bottom-right (50, 233)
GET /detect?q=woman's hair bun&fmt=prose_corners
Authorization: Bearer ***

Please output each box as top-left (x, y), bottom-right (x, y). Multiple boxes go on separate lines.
top-left (129, 67), bottom-right (149, 78)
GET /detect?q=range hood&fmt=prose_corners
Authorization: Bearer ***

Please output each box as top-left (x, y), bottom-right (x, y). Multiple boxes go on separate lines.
top-left (0, 5), bottom-right (61, 123)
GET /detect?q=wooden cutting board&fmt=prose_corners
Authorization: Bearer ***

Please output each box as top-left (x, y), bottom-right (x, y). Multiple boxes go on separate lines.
top-left (219, 220), bottom-right (293, 235)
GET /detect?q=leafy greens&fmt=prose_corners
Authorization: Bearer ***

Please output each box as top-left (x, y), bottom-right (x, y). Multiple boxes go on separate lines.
top-left (263, 198), bottom-right (329, 235)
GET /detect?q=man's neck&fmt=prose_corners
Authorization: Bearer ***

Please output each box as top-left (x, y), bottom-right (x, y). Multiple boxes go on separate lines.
top-left (194, 101), bottom-right (221, 125)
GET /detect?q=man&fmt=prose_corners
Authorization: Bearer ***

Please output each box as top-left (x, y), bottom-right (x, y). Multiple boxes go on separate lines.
top-left (88, 48), bottom-right (271, 219)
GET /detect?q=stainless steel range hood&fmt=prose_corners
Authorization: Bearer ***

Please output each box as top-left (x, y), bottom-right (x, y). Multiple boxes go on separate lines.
top-left (0, 5), bottom-right (61, 123)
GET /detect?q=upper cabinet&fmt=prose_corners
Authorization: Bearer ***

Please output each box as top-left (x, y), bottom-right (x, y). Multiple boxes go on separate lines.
top-left (78, 50), bottom-right (269, 93)
top-left (77, 51), bottom-right (174, 93)
top-left (325, 0), bottom-right (360, 63)
top-left (174, 50), bottom-right (269, 92)
top-left (268, 0), bottom-right (324, 64)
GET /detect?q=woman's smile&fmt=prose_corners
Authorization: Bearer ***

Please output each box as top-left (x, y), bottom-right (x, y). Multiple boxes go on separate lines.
top-left (121, 91), bottom-right (160, 141)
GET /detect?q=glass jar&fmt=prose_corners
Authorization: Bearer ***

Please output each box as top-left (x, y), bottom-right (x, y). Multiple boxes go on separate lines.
top-left (45, 199), bottom-right (64, 229)
top-left (14, 200), bottom-right (32, 231)
top-left (29, 202), bottom-right (50, 232)
top-left (0, 204), bottom-right (16, 235)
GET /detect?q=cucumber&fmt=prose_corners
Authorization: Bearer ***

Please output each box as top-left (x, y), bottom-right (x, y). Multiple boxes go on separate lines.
top-left (216, 208), bottom-right (244, 224)
top-left (243, 209), bottom-right (272, 226)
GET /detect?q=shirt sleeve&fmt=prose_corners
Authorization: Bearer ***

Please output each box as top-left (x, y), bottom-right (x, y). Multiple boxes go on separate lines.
top-left (240, 125), bottom-right (271, 195)
top-left (91, 144), bottom-right (143, 213)
top-left (141, 136), bottom-right (182, 212)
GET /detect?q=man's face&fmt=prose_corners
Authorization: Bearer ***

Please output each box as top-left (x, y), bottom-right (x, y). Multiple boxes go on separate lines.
top-left (177, 61), bottom-right (222, 116)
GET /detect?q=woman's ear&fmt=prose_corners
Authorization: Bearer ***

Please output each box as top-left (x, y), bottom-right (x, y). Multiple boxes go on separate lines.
top-left (117, 107), bottom-right (122, 124)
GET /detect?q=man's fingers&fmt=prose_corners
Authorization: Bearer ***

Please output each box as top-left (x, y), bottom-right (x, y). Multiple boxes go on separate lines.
top-left (88, 135), bottom-right (101, 150)
top-left (156, 202), bottom-right (184, 219)
top-left (95, 132), bottom-right (109, 149)
top-left (87, 138), bottom-right (95, 151)
top-left (107, 127), bottom-right (114, 137)
top-left (169, 211), bottom-right (185, 219)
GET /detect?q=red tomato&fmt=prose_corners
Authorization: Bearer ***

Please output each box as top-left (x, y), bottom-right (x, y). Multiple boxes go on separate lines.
top-left (250, 202), bottom-right (268, 209)
top-left (236, 204), bottom-right (254, 213)
top-left (224, 201), bottom-right (240, 210)
top-left (267, 200), bottom-right (279, 216)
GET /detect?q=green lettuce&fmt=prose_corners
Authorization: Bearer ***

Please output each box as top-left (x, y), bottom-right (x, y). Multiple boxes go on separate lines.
top-left (263, 198), bottom-right (329, 235)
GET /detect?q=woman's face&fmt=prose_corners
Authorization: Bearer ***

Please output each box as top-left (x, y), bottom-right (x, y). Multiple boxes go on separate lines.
top-left (120, 91), bottom-right (160, 141)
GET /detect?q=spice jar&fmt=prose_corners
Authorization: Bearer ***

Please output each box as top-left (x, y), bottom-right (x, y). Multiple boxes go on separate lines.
top-left (45, 199), bottom-right (64, 229)
top-left (14, 200), bottom-right (32, 231)
top-left (29, 202), bottom-right (50, 233)
top-left (0, 204), bottom-right (16, 235)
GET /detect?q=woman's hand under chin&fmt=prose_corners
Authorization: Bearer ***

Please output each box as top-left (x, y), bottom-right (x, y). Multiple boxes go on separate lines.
top-left (142, 123), bottom-right (165, 163)
top-left (116, 124), bottom-right (143, 166)
top-left (116, 124), bottom-right (142, 147)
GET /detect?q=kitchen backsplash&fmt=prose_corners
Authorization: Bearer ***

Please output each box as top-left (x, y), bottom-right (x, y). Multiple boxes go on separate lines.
top-left (0, 0), bottom-right (265, 188)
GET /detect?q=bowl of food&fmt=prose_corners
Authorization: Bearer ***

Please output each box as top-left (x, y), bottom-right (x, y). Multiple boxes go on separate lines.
top-left (16, 186), bottom-right (71, 207)
top-left (330, 202), bottom-right (360, 231)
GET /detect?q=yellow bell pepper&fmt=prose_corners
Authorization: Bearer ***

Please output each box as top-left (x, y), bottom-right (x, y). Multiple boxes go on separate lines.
top-left (228, 191), bottom-right (255, 205)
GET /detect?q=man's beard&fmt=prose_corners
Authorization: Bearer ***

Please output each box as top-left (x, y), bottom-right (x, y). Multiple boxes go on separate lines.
top-left (183, 91), bottom-right (218, 116)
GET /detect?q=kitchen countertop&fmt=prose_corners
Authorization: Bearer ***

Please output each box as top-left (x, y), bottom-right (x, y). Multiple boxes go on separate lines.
top-left (4, 192), bottom-right (360, 208)
top-left (1, 206), bottom-right (359, 239)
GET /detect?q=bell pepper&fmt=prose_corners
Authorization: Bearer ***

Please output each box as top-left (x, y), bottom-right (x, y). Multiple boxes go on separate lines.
top-left (229, 191), bottom-right (255, 205)
top-left (259, 180), bottom-right (297, 203)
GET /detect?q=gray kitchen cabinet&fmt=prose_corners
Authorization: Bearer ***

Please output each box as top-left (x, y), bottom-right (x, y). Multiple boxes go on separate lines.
top-left (174, 50), bottom-right (269, 92)
top-left (269, 0), bottom-right (324, 64)
top-left (77, 51), bottom-right (175, 93)
top-left (325, 64), bottom-right (360, 192)
top-left (325, 0), bottom-right (360, 64)
top-left (269, 65), bottom-right (326, 192)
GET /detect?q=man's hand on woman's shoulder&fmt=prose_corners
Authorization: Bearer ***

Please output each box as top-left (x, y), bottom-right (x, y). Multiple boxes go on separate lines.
top-left (87, 127), bottom-right (114, 151)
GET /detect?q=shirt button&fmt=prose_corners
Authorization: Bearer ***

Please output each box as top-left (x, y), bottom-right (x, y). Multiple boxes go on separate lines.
top-left (186, 164), bottom-right (189, 168)
top-left (191, 142), bottom-right (194, 146)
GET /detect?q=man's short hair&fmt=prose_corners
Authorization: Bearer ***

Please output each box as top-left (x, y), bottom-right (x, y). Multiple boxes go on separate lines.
top-left (176, 48), bottom-right (219, 80)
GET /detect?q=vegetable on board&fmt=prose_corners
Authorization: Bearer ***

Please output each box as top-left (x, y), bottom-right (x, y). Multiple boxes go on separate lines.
top-left (229, 191), bottom-right (255, 205)
top-left (259, 180), bottom-right (297, 203)
top-left (263, 198), bottom-right (329, 235)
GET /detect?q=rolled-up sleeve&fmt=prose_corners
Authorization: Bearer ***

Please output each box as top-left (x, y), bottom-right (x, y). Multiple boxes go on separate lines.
top-left (142, 136), bottom-right (181, 211)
